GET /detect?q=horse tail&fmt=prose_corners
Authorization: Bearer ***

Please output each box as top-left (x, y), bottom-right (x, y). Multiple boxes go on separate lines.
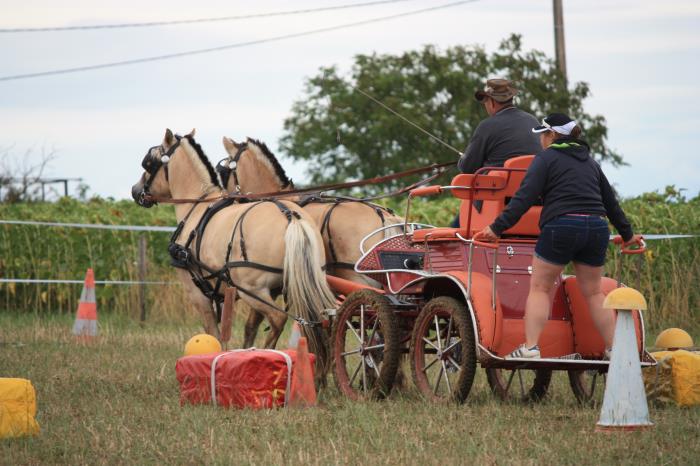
top-left (283, 214), bottom-right (335, 378)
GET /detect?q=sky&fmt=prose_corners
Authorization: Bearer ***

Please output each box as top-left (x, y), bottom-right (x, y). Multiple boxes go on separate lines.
top-left (1, 0), bottom-right (699, 201)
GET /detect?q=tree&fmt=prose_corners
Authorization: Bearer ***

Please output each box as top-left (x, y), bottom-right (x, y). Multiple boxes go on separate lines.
top-left (0, 145), bottom-right (56, 202)
top-left (280, 34), bottom-right (622, 190)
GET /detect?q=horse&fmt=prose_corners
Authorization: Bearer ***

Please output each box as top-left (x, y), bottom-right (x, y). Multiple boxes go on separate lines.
top-left (130, 129), bottom-right (335, 376)
top-left (217, 136), bottom-right (406, 343)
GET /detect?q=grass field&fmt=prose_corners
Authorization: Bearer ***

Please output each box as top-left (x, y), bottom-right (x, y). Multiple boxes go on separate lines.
top-left (1, 313), bottom-right (698, 465)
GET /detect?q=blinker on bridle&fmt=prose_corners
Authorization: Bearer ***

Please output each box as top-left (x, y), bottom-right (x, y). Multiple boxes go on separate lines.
top-left (216, 142), bottom-right (248, 194)
top-left (139, 135), bottom-right (182, 205)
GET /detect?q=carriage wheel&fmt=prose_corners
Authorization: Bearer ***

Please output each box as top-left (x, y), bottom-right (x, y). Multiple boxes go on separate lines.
top-left (331, 290), bottom-right (400, 400)
top-left (568, 369), bottom-right (606, 406)
top-left (410, 297), bottom-right (476, 403)
top-left (486, 367), bottom-right (552, 403)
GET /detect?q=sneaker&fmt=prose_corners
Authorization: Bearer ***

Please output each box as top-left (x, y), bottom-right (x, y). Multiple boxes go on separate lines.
top-left (506, 344), bottom-right (541, 359)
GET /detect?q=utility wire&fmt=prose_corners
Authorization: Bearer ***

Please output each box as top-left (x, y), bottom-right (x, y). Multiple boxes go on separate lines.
top-left (0, 1), bottom-right (475, 82)
top-left (0, 0), bottom-right (417, 33)
top-left (351, 85), bottom-right (463, 155)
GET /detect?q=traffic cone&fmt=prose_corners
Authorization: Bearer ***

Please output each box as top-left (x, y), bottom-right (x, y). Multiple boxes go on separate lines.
top-left (288, 336), bottom-right (317, 408)
top-left (288, 321), bottom-right (302, 349)
top-left (596, 287), bottom-right (653, 431)
top-left (72, 268), bottom-right (98, 340)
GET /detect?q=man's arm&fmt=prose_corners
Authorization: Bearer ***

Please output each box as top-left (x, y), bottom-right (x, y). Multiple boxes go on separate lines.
top-left (458, 128), bottom-right (488, 174)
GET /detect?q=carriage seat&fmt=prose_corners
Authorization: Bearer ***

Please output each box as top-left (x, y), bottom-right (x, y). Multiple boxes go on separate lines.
top-left (457, 155), bottom-right (541, 237)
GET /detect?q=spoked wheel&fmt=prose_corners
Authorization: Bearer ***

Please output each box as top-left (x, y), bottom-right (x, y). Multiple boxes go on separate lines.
top-left (410, 297), bottom-right (476, 403)
top-left (331, 290), bottom-right (400, 400)
top-left (568, 369), bottom-right (606, 406)
top-left (486, 367), bottom-right (552, 403)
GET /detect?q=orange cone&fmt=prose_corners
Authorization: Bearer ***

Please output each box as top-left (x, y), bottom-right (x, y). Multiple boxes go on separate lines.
top-left (72, 268), bottom-right (98, 339)
top-left (288, 336), bottom-right (317, 408)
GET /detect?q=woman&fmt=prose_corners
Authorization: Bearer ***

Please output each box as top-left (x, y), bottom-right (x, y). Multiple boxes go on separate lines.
top-left (474, 113), bottom-right (642, 359)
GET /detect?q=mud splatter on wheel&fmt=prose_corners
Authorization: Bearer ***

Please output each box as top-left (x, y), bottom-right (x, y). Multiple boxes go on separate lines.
top-left (331, 290), bottom-right (400, 400)
top-left (410, 297), bottom-right (476, 403)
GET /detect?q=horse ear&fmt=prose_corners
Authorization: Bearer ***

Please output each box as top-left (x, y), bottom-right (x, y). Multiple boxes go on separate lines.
top-left (164, 128), bottom-right (174, 145)
top-left (222, 136), bottom-right (237, 153)
top-left (187, 128), bottom-right (196, 137)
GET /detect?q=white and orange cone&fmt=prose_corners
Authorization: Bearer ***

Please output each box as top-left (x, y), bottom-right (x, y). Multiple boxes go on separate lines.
top-left (72, 268), bottom-right (98, 339)
top-left (288, 336), bottom-right (317, 408)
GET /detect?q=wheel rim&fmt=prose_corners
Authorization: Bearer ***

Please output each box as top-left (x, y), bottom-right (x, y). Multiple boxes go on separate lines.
top-left (569, 369), bottom-right (606, 406)
top-left (413, 309), bottom-right (463, 400)
top-left (487, 368), bottom-right (551, 402)
top-left (335, 303), bottom-right (387, 398)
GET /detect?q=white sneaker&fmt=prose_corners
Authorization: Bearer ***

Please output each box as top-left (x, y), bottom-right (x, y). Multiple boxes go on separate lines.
top-left (506, 344), bottom-right (541, 359)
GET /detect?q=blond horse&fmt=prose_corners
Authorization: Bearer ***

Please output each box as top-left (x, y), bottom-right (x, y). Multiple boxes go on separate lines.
top-left (220, 137), bottom-right (406, 279)
top-left (131, 129), bottom-right (334, 375)
top-left (218, 137), bottom-right (405, 339)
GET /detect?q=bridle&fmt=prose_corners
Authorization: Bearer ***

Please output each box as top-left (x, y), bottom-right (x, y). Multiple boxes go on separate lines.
top-left (137, 135), bottom-right (182, 206)
top-left (216, 142), bottom-right (248, 195)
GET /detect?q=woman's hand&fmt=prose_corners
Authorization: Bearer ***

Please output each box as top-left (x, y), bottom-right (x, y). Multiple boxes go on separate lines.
top-left (623, 234), bottom-right (644, 248)
top-left (474, 226), bottom-right (499, 242)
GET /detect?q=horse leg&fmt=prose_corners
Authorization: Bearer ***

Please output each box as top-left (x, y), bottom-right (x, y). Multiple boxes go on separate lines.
top-left (264, 313), bottom-right (289, 349)
top-left (243, 310), bottom-right (264, 348)
top-left (238, 290), bottom-right (286, 349)
top-left (176, 270), bottom-right (220, 339)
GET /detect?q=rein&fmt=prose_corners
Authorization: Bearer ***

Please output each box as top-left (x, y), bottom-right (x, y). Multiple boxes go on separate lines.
top-left (145, 160), bottom-right (455, 205)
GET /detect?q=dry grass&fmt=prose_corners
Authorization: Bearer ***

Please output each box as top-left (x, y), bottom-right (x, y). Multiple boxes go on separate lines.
top-left (1, 314), bottom-right (698, 465)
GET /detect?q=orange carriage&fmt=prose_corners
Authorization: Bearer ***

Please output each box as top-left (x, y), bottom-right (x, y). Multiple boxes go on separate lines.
top-left (327, 155), bottom-right (655, 403)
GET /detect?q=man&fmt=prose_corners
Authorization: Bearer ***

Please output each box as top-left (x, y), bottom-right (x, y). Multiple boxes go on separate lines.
top-left (458, 78), bottom-right (541, 174)
top-left (451, 78), bottom-right (541, 226)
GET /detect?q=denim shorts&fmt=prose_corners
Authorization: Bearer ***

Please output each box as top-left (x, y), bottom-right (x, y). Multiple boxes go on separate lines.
top-left (535, 214), bottom-right (610, 267)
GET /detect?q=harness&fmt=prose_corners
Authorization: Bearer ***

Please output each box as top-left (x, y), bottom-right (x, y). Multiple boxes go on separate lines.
top-left (169, 197), bottom-right (314, 325)
top-left (139, 137), bottom-right (319, 327)
top-left (215, 142), bottom-right (248, 194)
top-left (298, 195), bottom-right (394, 273)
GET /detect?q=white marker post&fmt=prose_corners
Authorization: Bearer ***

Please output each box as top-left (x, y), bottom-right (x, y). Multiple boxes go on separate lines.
top-left (596, 287), bottom-right (653, 432)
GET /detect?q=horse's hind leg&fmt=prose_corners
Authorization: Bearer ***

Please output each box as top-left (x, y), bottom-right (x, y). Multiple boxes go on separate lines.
top-left (243, 310), bottom-right (264, 348)
top-left (239, 290), bottom-right (287, 349)
top-left (264, 312), bottom-right (288, 349)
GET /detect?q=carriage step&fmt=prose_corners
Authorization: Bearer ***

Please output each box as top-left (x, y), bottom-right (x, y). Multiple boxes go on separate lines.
top-left (553, 353), bottom-right (583, 360)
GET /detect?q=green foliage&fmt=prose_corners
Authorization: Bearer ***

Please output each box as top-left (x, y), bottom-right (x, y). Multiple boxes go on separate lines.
top-left (281, 34), bottom-right (620, 191)
top-left (0, 198), bottom-right (176, 316)
top-left (0, 188), bottom-right (697, 333)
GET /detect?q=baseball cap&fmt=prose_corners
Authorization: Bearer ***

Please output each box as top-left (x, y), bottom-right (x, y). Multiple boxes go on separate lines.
top-left (532, 113), bottom-right (578, 135)
top-left (475, 78), bottom-right (518, 103)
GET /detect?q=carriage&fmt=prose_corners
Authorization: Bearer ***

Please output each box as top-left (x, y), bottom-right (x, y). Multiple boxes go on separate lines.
top-left (325, 155), bottom-right (655, 403)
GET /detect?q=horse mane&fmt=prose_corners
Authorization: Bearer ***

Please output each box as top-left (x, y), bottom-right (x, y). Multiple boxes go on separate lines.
top-left (181, 135), bottom-right (222, 188)
top-left (246, 138), bottom-right (293, 189)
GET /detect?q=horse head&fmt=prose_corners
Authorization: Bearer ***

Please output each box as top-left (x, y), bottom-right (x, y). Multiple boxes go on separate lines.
top-left (132, 128), bottom-right (221, 207)
top-left (221, 136), bottom-right (293, 195)
top-left (131, 128), bottom-right (180, 207)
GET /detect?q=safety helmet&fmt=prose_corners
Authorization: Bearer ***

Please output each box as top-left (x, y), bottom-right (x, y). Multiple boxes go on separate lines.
top-left (654, 328), bottom-right (694, 350)
top-left (184, 333), bottom-right (222, 356)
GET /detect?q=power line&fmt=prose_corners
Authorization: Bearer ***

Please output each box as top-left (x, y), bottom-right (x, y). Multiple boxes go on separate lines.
top-left (0, 1), bottom-right (475, 82)
top-left (0, 0), bottom-right (417, 33)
